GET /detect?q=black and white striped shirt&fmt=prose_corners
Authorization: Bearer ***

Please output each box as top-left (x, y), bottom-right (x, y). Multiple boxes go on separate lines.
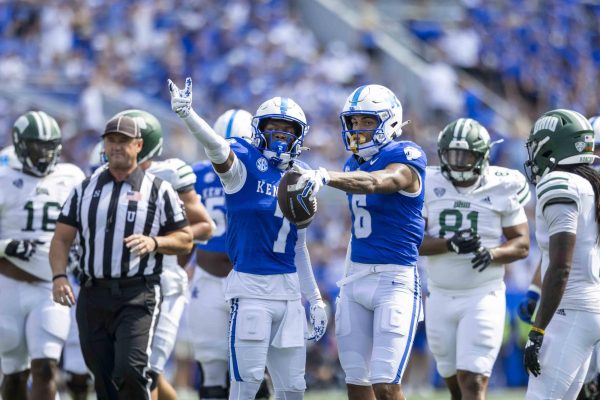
top-left (58, 167), bottom-right (188, 279)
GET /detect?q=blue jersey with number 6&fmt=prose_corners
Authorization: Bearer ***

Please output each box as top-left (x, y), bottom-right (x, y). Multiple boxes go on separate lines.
top-left (226, 138), bottom-right (307, 275)
top-left (343, 140), bottom-right (427, 266)
top-left (193, 161), bottom-right (228, 253)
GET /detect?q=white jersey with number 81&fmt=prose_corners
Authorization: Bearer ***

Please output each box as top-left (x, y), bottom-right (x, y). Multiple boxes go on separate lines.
top-left (423, 166), bottom-right (530, 295)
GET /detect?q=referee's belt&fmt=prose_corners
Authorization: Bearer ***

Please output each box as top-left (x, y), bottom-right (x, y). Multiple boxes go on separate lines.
top-left (85, 274), bottom-right (160, 289)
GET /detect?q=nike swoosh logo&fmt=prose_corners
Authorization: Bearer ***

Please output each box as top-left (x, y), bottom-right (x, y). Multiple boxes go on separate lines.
top-left (370, 157), bottom-right (380, 165)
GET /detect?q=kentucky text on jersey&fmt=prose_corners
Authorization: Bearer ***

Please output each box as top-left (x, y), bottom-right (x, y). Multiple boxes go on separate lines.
top-left (225, 138), bottom-right (311, 275)
top-left (256, 180), bottom-right (279, 197)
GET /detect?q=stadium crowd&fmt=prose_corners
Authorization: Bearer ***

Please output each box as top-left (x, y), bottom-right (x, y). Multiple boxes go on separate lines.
top-left (4, 0), bottom-right (597, 397)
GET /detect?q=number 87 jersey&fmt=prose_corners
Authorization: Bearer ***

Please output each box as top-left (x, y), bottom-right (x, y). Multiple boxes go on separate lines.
top-left (423, 165), bottom-right (530, 294)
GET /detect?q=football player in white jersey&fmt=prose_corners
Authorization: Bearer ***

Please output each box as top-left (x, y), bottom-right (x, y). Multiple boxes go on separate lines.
top-left (0, 111), bottom-right (85, 400)
top-left (111, 109), bottom-right (214, 400)
top-left (419, 118), bottom-right (530, 400)
top-left (523, 109), bottom-right (600, 399)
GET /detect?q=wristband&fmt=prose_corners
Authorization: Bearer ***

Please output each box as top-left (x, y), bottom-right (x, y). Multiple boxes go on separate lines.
top-left (531, 326), bottom-right (545, 335)
top-left (52, 274), bottom-right (68, 282)
top-left (150, 236), bottom-right (159, 252)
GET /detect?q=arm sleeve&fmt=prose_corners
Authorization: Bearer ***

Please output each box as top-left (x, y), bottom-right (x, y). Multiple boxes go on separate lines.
top-left (543, 202), bottom-right (578, 236)
top-left (295, 228), bottom-right (322, 304)
top-left (182, 110), bottom-right (231, 164)
top-left (217, 156), bottom-right (247, 194)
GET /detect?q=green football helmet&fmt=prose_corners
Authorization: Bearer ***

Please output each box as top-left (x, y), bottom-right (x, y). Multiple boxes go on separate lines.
top-left (525, 109), bottom-right (595, 183)
top-left (437, 118), bottom-right (491, 183)
top-left (114, 109), bottom-right (163, 163)
top-left (12, 111), bottom-right (62, 176)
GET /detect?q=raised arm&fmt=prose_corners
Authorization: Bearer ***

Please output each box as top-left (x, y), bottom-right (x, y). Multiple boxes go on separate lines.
top-left (168, 78), bottom-right (235, 174)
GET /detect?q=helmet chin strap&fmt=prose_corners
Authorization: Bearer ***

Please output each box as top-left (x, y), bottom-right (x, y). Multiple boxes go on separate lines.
top-left (356, 145), bottom-right (379, 161)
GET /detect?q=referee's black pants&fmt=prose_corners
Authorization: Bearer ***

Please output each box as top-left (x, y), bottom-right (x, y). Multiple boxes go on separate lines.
top-left (76, 275), bottom-right (162, 400)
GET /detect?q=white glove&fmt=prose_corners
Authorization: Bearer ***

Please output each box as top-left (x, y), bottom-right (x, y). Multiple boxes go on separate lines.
top-left (168, 77), bottom-right (193, 118)
top-left (307, 300), bottom-right (328, 342)
top-left (294, 166), bottom-right (330, 201)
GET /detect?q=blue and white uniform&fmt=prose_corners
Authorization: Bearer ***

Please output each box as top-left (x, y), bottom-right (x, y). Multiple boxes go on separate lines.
top-left (335, 140), bottom-right (426, 385)
top-left (217, 138), bottom-right (315, 394)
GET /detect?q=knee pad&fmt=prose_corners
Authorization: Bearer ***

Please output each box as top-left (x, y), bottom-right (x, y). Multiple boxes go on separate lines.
top-left (229, 381), bottom-right (261, 400)
top-left (39, 302), bottom-right (71, 341)
top-left (274, 390), bottom-right (303, 400)
top-left (31, 358), bottom-right (58, 381)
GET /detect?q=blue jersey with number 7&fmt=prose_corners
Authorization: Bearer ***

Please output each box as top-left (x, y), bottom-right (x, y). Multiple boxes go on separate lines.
top-left (225, 138), bottom-right (308, 275)
top-left (343, 140), bottom-right (427, 266)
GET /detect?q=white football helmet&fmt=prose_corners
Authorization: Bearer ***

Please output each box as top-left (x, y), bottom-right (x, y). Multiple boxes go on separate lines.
top-left (252, 97), bottom-right (309, 168)
top-left (340, 84), bottom-right (404, 159)
top-left (213, 109), bottom-right (253, 140)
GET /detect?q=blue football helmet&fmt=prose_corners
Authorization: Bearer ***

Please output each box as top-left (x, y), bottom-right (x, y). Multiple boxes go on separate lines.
top-left (251, 97), bottom-right (309, 168)
top-left (340, 84), bottom-right (404, 160)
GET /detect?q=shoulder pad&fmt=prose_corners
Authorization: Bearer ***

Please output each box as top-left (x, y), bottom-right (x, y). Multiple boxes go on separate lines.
top-left (55, 163), bottom-right (86, 181)
top-left (162, 158), bottom-right (196, 191)
top-left (536, 171), bottom-right (580, 210)
top-left (488, 166), bottom-right (531, 207)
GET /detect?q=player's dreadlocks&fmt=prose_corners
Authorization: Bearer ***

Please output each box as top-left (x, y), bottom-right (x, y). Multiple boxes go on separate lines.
top-left (556, 164), bottom-right (600, 239)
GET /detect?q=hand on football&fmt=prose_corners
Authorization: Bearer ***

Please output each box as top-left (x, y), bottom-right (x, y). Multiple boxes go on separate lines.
top-left (168, 77), bottom-right (193, 118)
top-left (471, 247), bottom-right (494, 272)
top-left (307, 300), bottom-right (328, 342)
top-left (6, 239), bottom-right (43, 261)
top-left (294, 166), bottom-right (330, 201)
top-left (446, 228), bottom-right (480, 254)
top-left (524, 329), bottom-right (544, 377)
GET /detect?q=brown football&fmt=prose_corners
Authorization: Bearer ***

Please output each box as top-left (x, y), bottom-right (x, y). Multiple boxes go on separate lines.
top-left (277, 170), bottom-right (317, 229)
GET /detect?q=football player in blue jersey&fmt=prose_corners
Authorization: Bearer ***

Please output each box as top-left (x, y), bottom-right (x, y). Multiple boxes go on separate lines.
top-left (297, 84), bottom-right (426, 400)
top-left (169, 78), bottom-right (327, 400)
top-left (189, 109), bottom-right (272, 400)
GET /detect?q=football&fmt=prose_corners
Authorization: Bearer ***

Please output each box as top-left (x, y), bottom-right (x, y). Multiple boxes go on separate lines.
top-left (277, 170), bottom-right (317, 229)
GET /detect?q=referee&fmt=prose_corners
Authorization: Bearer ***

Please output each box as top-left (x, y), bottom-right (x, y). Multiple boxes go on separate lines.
top-left (49, 115), bottom-right (193, 399)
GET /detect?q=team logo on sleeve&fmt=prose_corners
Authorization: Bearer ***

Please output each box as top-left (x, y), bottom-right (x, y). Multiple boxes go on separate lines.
top-left (434, 187), bottom-right (445, 197)
top-left (256, 157), bottom-right (269, 172)
top-left (404, 146), bottom-right (422, 160)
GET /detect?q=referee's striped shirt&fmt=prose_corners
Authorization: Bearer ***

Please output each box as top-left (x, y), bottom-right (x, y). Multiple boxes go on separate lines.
top-left (58, 166), bottom-right (188, 279)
